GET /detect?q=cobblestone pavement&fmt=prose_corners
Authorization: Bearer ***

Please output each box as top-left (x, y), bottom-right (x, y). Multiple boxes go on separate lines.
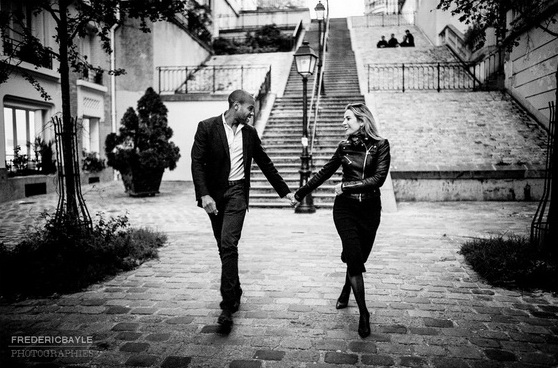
top-left (0, 182), bottom-right (557, 368)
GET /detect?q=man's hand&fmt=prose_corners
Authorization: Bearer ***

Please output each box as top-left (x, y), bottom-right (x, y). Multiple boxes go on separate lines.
top-left (334, 183), bottom-right (343, 196)
top-left (285, 193), bottom-right (298, 207)
top-left (201, 195), bottom-right (218, 215)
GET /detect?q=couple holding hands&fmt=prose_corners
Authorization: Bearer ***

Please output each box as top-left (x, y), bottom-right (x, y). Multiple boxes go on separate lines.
top-left (191, 90), bottom-right (390, 338)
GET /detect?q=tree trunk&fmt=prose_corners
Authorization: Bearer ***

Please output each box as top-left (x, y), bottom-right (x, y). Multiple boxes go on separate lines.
top-left (547, 64), bottom-right (558, 256)
top-left (58, 0), bottom-right (78, 219)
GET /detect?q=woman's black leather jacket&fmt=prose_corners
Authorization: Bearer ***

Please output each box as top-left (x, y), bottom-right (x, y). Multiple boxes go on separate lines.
top-left (295, 134), bottom-right (391, 202)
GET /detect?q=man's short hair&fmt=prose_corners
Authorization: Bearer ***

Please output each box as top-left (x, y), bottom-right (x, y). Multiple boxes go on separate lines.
top-left (228, 90), bottom-right (254, 108)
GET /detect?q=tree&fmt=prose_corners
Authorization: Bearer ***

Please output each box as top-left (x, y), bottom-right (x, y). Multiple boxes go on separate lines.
top-left (436, 0), bottom-right (558, 253)
top-left (0, 0), bottom-right (200, 224)
top-left (437, 0), bottom-right (558, 49)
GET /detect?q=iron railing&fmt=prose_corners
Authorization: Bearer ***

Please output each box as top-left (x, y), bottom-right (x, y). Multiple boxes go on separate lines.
top-left (367, 62), bottom-right (482, 92)
top-left (352, 12), bottom-right (416, 28)
top-left (81, 69), bottom-right (104, 85)
top-left (157, 65), bottom-right (271, 94)
top-left (1, 36), bottom-right (54, 69)
top-left (309, 15), bottom-right (331, 156)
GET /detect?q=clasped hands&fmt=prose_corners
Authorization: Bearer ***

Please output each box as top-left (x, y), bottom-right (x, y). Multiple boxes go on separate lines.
top-left (201, 193), bottom-right (299, 214)
top-left (202, 187), bottom-right (343, 214)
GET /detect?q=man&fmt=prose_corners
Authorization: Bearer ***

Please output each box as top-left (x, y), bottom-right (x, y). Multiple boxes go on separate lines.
top-left (387, 33), bottom-right (400, 48)
top-left (401, 29), bottom-right (415, 47)
top-left (376, 35), bottom-right (388, 48)
top-left (191, 89), bottom-right (296, 328)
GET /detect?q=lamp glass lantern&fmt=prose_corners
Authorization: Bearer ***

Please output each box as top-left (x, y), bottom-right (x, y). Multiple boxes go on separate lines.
top-left (294, 41), bottom-right (318, 78)
top-left (314, 1), bottom-right (326, 20)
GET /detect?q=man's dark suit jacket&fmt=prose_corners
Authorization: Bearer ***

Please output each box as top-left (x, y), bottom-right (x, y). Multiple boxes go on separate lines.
top-left (191, 115), bottom-right (290, 207)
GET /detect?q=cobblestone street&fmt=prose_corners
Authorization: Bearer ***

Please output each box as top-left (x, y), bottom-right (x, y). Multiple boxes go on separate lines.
top-left (0, 181), bottom-right (557, 367)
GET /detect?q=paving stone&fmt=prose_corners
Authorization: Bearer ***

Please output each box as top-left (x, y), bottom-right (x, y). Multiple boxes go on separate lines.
top-left (484, 349), bottom-right (517, 361)
top-left (432, 358), bottom-right (470, 368)
top-left (324, 352), bottom-right (358, 365)
top-left (115, 332), bottom-right (142, 340)
top-left (125, 354), bottom-right (158, 367)
top-left (409, 327), bottom-right (439, 335)
top-left (229, 360), bottom-right (262, 368)
top-left (361, 354), bottom-right (395, 366)
top-left (145, 333), bottom-right (171, 342)
top-left (161, 356), bottom-right (192, 368)
top-left (253, 350), bottom-right (285, 361)
top-left (165, 316), bottom-right (194, 325)
top-left (112, 322), bottom-right (140, 331)
top-left (105, 306), bottom-right (131, 314)
top-left (424, 317), bottom-right (454, 328)
top-left (400, 356), bottom-right (428, 367)
top-left (119, 342), bottom-right (150, 353)
top-left (348, 341), bottom-right (377, 353)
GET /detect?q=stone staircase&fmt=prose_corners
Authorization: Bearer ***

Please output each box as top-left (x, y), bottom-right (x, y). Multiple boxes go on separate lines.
top-left (250, 18), bottom-right (365, 208)
top-left (249, 18), bottom-right (549, 205)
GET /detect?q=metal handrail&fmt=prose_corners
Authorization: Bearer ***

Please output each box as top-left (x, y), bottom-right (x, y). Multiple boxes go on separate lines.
top-left (309, 14), bottom-right (330, 156)
top-left (157, 64), bottom-right (270, 94)
top-left (367, 62), bottom-right (480, 92)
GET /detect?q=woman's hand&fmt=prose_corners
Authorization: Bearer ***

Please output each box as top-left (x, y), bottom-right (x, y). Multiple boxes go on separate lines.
top-left (334, 183), bottom-right (343, 196)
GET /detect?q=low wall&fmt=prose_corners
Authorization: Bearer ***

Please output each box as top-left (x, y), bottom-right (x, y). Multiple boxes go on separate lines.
top-left (392, 170), bottom-right (545, 201)
top-left (0, 169), bottom-right (115, 204)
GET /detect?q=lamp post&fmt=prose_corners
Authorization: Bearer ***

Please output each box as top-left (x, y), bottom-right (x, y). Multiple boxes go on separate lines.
top-left (293, 41), bottom-right (318, 214)
top-left (314, 0), bottom-right (326, 95)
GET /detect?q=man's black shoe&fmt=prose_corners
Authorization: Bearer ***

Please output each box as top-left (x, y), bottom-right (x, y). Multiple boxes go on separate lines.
top-left (217, 310), bottom-right (233, 327)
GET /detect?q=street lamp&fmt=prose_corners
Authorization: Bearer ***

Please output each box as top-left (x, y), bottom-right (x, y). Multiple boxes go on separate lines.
top-left (293, 41), bottom-right (318, 214)
top-left (314, 0), bottom-right (326, 95)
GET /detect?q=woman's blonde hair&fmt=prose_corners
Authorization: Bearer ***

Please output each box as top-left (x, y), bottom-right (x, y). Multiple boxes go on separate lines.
top-left (345, 103), bottom-right (383, 140)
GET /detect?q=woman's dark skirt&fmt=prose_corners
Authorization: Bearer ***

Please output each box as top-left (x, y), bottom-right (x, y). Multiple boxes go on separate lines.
top-left (333, 194), bottom-right (381, 275)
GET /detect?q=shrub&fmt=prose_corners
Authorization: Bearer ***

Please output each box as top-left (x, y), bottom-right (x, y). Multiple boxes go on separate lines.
top-left (0, 212), bottom-right (167, 299)
top-left (105, 87), bottom-right (181, 174)
top-left (82, 151), bottom-right (106, 173)
top-left (460, 235), bottom-right (558, 292)
top-left (212, 24), bottom-right (292, 55)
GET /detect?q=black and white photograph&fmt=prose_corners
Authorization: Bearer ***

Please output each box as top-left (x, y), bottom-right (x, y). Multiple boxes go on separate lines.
top-left (0, 0), bottom-right (557, 367)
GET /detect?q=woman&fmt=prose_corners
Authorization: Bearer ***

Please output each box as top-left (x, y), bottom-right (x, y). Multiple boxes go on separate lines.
top-left (294, 103), bottom-right (390, 338)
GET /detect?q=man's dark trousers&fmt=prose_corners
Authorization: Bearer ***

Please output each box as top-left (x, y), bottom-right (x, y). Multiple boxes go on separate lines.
top-left (208, 182), bottom-right (246, 311)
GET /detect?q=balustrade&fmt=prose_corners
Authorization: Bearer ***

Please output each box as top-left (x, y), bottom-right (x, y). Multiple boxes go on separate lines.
top-left (157, 65), bottom-right (271, 95)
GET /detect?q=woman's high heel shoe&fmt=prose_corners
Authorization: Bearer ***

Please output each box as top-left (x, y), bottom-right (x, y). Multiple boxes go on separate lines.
top-left (336, 293), bottom-right (350, 309)
top-left (358, 311), bottom-right (371, 338)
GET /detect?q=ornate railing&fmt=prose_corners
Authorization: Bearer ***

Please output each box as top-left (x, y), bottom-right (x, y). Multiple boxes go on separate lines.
top-left (157, 65), bottom-right (271, 95)
top-left (367, 62), bottom-right (481, 92)
top-left (352, 12), bottom-right (416, 28)
top-left (2, 36), bottom-right (54, 69)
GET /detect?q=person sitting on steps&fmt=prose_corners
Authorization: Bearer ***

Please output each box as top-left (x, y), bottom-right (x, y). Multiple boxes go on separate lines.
top-left (377, 35), bottom-right (388, 48)
top-left (401, 29), bottom-right (415, 47)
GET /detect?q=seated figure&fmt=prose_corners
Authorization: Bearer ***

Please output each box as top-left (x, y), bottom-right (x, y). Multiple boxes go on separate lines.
top-left (401, 29), bottom-right (415, 47)
top-left (387, 34), bottom-right (399, 48)
top-left (377, 36), bottom-right (388, 48)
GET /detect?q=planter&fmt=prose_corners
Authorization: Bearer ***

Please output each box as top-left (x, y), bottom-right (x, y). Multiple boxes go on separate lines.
top-left (121, 166), bottom-right (164, 197)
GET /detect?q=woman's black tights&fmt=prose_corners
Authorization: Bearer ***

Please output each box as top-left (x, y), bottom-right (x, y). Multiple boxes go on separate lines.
top-left (341, 269), bottom-right (370, 337)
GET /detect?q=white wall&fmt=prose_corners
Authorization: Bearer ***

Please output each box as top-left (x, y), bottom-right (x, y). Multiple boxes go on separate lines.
top-left (506, 13), bottom-right (558, 129)
top-left (163, 99), bottom-right (229, 181)
top-left (415, 0), bottom-right (467, 46)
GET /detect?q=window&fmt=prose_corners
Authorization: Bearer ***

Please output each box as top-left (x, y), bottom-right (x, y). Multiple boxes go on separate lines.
top-left (3, 106), bottom-right (40, 162)
top-left (81, 117), bottom-right (100, 154)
